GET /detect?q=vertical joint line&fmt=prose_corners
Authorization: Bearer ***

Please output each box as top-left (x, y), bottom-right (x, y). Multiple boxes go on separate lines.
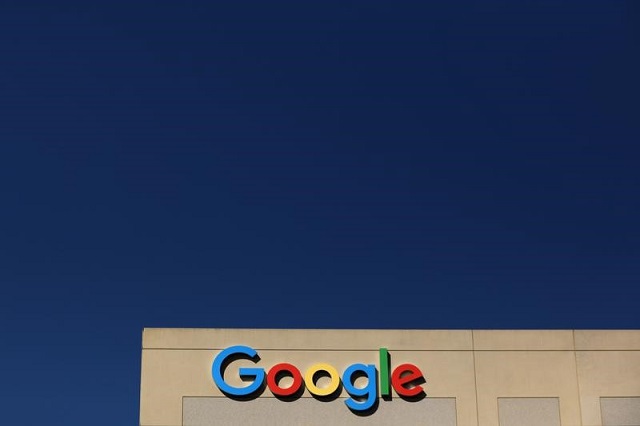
top-left (572, 330), bottom-right (584, 426)
top-left (472, 330), bottom-right (480, 426)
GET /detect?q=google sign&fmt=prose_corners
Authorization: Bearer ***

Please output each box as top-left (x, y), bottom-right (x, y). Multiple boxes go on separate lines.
top-left (212, 345), bottom-right (426, 412)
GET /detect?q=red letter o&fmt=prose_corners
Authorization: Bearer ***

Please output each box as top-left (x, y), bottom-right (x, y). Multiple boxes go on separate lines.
top-left (267, 363), bottom-right (303, 397)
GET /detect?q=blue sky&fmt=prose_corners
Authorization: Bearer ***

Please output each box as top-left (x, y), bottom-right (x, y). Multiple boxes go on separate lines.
top-left (1, 1), bottom-right (638, 424)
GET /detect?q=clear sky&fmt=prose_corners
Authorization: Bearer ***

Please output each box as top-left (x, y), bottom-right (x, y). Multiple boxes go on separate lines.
top-left (1, 1), bottom-right (638, 424)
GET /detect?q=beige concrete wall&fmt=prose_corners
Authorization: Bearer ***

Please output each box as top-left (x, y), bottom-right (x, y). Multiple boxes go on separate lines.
top-left (140, 329), bottom-right (640, 426)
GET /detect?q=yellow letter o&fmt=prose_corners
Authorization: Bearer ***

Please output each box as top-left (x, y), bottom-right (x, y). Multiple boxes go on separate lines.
top-left (304, 363), bottom-right (340, 396)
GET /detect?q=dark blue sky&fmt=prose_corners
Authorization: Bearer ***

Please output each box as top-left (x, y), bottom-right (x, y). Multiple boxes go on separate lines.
top-left (1, 1), bottom-right (638, 424)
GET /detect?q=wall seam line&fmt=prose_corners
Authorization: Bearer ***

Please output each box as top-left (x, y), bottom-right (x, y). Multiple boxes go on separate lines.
top-left (472, 330), bottom-right (480, 426)
top-left (573, 330), bottom-right (584, 426)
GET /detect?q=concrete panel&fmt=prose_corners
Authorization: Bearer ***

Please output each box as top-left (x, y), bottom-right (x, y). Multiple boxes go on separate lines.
top-left (498, 398), bottom-right (560, 426)
top-left (475, 351), bottom-right (581, 426)
top-left (575, 330), bottom-right (640, 350)
top-left (142, 328), bottom-right (473, 351)
top-left (474, 330), bottom-right (574, 351)
top-left (576, 351), bottom-right (640, 425)
top-left (183, 397), bottom-right (457, 426)
top-left (141, 349), bottom-right (478, 426)
top-left (140, 350), bottom-right (214, 425)
top-left (600, 397), bottom-right (640, 426)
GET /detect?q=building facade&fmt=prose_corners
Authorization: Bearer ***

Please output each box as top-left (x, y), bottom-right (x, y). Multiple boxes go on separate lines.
top-left (140, 329), bottom-right (640, 426)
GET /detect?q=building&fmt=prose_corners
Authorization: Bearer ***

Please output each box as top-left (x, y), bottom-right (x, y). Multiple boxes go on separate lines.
top-left (140, 328), bottom-right (640, 426)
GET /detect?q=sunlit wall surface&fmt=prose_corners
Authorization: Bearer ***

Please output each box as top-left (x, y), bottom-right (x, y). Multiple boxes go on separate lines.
top-left (140, 329), bottom-right (640, 426)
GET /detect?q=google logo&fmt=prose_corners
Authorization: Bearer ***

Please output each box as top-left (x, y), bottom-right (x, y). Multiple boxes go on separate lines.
top-left (212, 345), bottom-right (426, 412)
